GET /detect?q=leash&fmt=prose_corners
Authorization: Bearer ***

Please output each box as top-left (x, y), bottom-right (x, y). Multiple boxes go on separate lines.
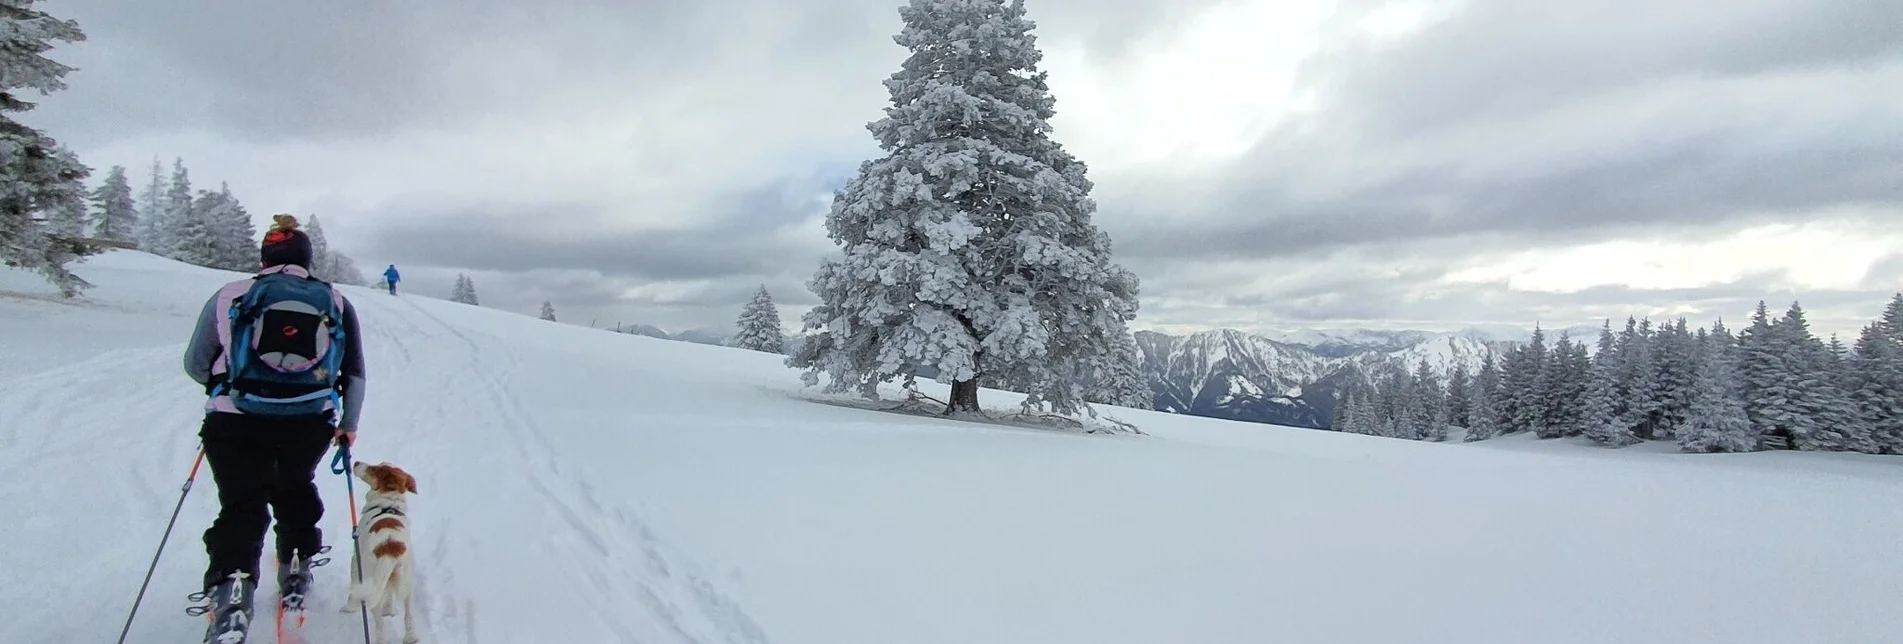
top-left (332, 441), bottom-right (374, 644)
top-left (116, 446), bottom-right (206, 644)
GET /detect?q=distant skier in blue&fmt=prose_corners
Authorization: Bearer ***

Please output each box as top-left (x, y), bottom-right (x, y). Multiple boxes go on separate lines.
top-left (383, 264), bottom-right (400, 295)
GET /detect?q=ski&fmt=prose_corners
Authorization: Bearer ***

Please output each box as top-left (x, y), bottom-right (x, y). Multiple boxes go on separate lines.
top-left (274, 546), bottom-right (330, 644)
top-left (185, 571), bottom-right (257, 644)
top-left (276, 600), bottom-right (304, 644)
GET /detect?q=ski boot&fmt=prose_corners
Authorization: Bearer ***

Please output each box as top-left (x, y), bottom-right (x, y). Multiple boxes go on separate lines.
top-left (277, 546), bottom-right (331, 611)
top-left (187, 571), bottom-right (258, 644)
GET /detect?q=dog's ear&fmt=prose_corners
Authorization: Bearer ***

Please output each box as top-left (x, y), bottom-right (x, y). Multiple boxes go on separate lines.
top-left (402, 470), bottom-right (418, 495)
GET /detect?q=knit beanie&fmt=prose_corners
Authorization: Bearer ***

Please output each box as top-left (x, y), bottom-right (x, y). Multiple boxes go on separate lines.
top-left (260, 214), bottom-right (314, 269)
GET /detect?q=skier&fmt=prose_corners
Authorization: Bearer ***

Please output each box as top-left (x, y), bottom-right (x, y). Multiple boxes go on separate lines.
top-left (182, 214), bottom-right (366, 642)
top-left (383, 264), bottom-right (400, 295)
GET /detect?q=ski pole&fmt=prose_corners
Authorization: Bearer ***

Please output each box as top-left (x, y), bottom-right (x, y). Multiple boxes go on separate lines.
top-left (116, 446), bottom-right (206, 644)
top-left (332, 441), bottom-right (373, 644)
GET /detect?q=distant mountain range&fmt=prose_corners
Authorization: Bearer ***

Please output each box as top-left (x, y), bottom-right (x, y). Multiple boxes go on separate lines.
top-left (1138, 327), bottom-right (1555, 429)
top-left (617, 321), bottom-right (1602, 430)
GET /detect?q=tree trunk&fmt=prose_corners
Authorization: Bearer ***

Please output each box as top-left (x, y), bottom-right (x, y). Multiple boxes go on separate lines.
top-left (947, 378), bottom-right (981, 415)
top-left (945, 313), bottom-right (984, 416)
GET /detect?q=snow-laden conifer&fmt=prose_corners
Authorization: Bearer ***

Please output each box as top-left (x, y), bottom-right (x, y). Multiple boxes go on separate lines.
top-left (132, 157), bottom-right (165, 250)
top-left (89, 164), bottom-right (136, 241)
top-left (1465, 352), bottom-right (1502, 441)
top-left (1678, 322), bottom-right (1759, 453)
top-left (731, 285), bottom-right (786, 353)
top-left (1582, 321), bottom-right (1639, 447)
top-left (451, 274), bottom-right (480, 305)
top-left (0, 1), bottom-right (92, 295)
top-left (788, 0), bottom-right (1138, 416)
top-left (1087, 328), bottom-right (1151, 409)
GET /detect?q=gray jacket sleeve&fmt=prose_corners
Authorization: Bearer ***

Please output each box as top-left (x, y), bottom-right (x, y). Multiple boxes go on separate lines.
top-left (182, 293), bottom-right (222, 386)
top-left (335, 297), bottom-right (366, 431)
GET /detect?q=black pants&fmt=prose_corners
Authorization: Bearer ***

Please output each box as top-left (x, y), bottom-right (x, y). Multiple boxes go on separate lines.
top-left (199, 412), bottom-right (336, 591)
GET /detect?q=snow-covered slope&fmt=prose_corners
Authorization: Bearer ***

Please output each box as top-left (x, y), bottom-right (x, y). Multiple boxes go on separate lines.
top-left (7, 251), bottom-right (1903, 644)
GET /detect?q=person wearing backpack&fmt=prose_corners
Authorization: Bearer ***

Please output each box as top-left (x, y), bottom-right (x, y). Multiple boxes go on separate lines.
top-left (383, 264), bottom-right (400, 295)
top-left (182, 214), bottom-right (366, 639)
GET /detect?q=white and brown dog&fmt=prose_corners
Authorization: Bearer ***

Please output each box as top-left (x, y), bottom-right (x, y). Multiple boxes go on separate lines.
top-left (344, 461), bottom-right (420, 644)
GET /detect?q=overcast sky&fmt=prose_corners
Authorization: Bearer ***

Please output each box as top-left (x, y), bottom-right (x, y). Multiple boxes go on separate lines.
top-left (23, 0), bottom-right (1903, 341)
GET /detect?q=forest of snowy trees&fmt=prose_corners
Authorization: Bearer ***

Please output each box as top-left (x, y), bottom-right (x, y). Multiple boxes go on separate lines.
top-left (73, 157), bottom-right (373, 284)
top-left (0, 0), bottom-right (372, 295)
top-left (1334, 297), bottom-right (1903, 454)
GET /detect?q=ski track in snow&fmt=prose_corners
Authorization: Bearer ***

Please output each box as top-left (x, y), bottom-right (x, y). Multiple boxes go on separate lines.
top-left (0, 264), bottom-right (767, 644)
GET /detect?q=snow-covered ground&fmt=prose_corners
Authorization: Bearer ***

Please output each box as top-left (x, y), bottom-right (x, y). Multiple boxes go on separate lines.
top-left (5, 251), bottom-right (1903, 644)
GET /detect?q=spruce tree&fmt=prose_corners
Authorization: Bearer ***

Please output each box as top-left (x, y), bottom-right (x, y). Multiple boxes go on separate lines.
top-left (153, 158), bottom-right (193, 259)
top-left (1537, 333), bottom-right (1589, 439)
top-left (1412, 358), bottom-right (1446, 441)
top-left (1883, 294), bottom-right (1903, 343)
top-left (1582, 321), bottom-right (1638, 447)
top-left (0, 0), bottom-right (92, 296)
top-left (1330, 387), bottom-right (1352, 431)
top-left (540, 301), bottom-right (557, 322)
top-left (1650, 319), bottom-right (1698, 438)
top-left (132, 157), bottom-right (164, 250)
top-left (1737, 301), bottom-right (1791, 447)
top-left (787, 0), bottom-right (1139, 416)
top-left (1614, 318), bottom-right (1665, 439)
top-left (204, 183), bottom-right (254, 271)
top-left (450, 274), bottom-right (480, 305)
top-left (1849, 322), bottom-right (1903, 454)
top-left (1502, 327), bottom-right (1548, 435)
top-left (305, 214), bottom-right (332, 279)
top-left (1345, 389), bottom-right (1374, 435)
top-left (169, 188), bottom-right (219, 267)
top-left (731, 285), bottom-right (787, 353)
top-left (89, 164), bottom-right (136, 240)
top-left (1445, 363), bottom-right (1472, 429)
top-left (1779, 303), bottom-right (1873, 452)
top-left (1088, 328), bottom-right (1150, 410)
top-left (1465, 352), bottom-right (1502, 441)
top-left (449, 275), bottom-right (464, 302)
top-left (1678, 323), bottom-right (1758, 453)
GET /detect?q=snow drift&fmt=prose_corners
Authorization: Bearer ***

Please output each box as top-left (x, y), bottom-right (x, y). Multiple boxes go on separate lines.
top-left (4, 250), bottom-right (1903, 644)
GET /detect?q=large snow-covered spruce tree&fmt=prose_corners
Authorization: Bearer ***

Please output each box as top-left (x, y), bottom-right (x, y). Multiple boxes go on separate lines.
top-left (0, 0), bottom-right (93, 296)
top-left (788, 0), bottom-right (1139, 416)
top-left (731, 285), bottom-right (787, 353)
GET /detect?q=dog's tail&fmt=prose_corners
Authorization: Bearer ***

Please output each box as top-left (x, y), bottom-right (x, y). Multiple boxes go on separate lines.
top-left (351, 541), bottom-right (406, 609)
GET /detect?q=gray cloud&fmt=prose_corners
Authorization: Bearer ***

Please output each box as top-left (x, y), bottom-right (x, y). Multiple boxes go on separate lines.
top-left (28, 0), bottom-right (1903, 337)
top-left (1113, 0), bottom-right (1903, 262)
top-left (360, 179), bottom-right (831, 282)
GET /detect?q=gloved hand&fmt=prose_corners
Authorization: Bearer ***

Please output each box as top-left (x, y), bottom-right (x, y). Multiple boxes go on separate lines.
top-left (334, 428), bottom-right (355, 448)
top-left (203, 377), bottom-right (225, 397)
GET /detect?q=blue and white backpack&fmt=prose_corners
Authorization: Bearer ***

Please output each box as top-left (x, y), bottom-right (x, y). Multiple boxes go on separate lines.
top-left (220, 272), bottom-right (347, 417)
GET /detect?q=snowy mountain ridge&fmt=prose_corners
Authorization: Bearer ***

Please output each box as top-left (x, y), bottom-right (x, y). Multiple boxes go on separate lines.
top-left (1133, 327), bottom-right (1513, 428)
